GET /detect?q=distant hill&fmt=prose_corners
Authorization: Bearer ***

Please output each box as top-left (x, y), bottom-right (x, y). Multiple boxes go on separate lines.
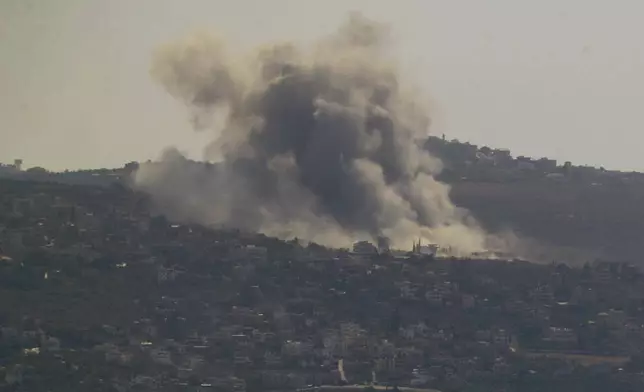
top-left (4, 139), bottom-right (644, 264)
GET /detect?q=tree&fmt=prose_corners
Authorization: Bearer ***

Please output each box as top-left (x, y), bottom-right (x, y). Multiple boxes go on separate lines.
top-left (26, 167), bottom-right (48, 175)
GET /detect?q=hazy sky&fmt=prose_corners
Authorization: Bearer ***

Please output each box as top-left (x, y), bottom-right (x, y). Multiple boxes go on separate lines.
top-left (2, 0), bottom-right (644, 171)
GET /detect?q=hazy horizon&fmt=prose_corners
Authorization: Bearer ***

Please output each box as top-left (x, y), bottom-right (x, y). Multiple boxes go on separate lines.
top-left (3, 0), bottom-right (644, 172)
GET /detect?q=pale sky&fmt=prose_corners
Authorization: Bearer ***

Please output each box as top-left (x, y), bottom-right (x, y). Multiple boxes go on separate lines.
top-left (2, 0), bottom-right (644, 171)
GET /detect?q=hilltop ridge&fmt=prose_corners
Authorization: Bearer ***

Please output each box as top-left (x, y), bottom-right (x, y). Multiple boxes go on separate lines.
top-left (3, 137), bottom-right (644, 264)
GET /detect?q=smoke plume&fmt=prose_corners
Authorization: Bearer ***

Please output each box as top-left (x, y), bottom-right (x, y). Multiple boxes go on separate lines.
top-left (135, 13), bottom-right (492, 253)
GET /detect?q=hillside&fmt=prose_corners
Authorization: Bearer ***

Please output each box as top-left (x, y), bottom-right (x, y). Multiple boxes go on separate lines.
top-left (4, 138), bottom-right (644, 264)
top-left (2, 178), bottom-right (644, 391)
top-left (424, 136), bottom-right (644, 263)
top-left (451, 180), bottom-right (644, 263)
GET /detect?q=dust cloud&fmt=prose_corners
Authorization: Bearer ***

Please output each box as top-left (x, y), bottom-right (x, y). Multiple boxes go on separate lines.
top-left (134, 13), bottom-right (501, 254)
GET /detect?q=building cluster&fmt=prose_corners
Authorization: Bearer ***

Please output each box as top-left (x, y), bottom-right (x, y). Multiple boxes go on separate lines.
top-left (0, 179), bottom-right (644, 392)
top-left (0, 159), bottom-right (23, 176)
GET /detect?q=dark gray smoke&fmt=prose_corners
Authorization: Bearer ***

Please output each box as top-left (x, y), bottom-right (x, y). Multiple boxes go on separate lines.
top-left (135, 13), bottom-right (491, 253)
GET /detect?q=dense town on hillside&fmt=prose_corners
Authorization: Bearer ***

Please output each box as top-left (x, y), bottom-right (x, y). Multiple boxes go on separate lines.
top-left (2, 179), bottom-right (644, 392)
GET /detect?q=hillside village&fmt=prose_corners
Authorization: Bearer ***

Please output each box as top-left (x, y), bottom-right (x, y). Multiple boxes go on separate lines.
top-left (1, 178), bottom-right (644, 391)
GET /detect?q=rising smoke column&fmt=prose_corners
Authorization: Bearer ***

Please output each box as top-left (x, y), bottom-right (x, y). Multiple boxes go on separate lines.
top-left (135, 13), bottom-right (489, 253)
